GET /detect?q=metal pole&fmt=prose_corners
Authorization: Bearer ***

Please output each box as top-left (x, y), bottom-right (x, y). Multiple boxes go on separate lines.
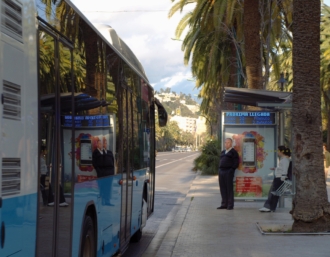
top-left (279, 111), bottom-right (285, 145)
top-left (279, 111), bottom-right (285, 207)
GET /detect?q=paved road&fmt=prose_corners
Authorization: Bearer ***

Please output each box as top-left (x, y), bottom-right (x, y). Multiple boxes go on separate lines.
top-left (122, 151), bottom-right (199, 257)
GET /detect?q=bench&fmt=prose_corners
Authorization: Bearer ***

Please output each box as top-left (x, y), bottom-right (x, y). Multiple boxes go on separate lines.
top-left (271, 180), bottom-right (294, 197)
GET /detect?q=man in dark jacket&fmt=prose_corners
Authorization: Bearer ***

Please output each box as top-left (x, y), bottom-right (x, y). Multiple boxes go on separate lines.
top-left (218, 138), bottom-right (239, 210)
top-left (92, 139), bottom-right (104, 177)
top-left (103, 137), bottom-right (115, 176)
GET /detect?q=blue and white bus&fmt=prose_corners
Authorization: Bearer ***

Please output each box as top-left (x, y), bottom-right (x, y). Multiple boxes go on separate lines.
top-left (0, 0), bottom-right (167, 256)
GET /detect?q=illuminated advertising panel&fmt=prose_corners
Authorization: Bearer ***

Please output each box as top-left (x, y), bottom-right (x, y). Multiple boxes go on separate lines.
top-left (222, 111), bottom-right (277, 199)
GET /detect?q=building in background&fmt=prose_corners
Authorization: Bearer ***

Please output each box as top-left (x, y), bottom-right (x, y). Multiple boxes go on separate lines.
top-left (170, 115), bottom-right (207, 134)
top-left (196, 116), bottom-right (207, 135)
top-left (155, 92), bottom-right (179, 102)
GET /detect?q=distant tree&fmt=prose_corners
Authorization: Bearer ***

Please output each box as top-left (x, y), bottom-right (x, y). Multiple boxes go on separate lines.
top-left (162, 105), bottom-right (172, 118)
top-left (185, 98), bottom-right (196, 105)
top-left (162, 100), bottom-right (197, 118)
top-left (181, 131), bottom-right (195, 146)
top-left (165, 87), bottom-right (171, 93)
top-left (180, 105), bottom-right (197, 118)
top-left (156, 121), bottom-right (182, 151)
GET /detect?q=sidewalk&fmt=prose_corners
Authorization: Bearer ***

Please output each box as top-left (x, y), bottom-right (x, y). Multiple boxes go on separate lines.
top-left (146, 174), bottom-right (330, 257)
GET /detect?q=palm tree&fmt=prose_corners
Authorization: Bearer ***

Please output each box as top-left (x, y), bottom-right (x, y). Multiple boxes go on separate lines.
top-left (243, 0), bottom-right (262, 89)
top-left (170, 0), bottom-right (297, 91)
top-left (291, 0), bottom-right (330, 232)
top-left (260, 0), bottom-right (293, 90)
top-left (321, 4), bottom-right (330, 147)
top-left (169, 0), bottom-right (244, 127)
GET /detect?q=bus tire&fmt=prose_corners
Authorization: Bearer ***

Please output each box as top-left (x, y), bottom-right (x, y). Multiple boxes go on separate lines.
top-left (130, 228), bottom-right (142, 243)
top-left (81, 215), bottom-right (96, 257)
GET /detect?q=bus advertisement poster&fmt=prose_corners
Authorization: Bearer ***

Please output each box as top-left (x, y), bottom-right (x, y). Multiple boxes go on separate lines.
top-left (62, 127), bottom-right (114, 183)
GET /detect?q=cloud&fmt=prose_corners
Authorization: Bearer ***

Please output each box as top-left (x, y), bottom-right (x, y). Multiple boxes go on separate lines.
top-left (71, 0), bottom-right (197, 95)
top-left (157, 71), bottom-right (192, 88)
top-left (160, 77), bottom-right (171, 83)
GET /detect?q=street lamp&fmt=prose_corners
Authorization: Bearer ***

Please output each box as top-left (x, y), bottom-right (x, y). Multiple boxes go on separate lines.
top-left (278, 72), bottom-right (287, 91)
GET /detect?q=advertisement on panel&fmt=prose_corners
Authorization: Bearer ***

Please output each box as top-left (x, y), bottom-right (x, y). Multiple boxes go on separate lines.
top-left (62, 115), bottom-right (115, 183)
top-left (222, 111), bottom-right (277, 199)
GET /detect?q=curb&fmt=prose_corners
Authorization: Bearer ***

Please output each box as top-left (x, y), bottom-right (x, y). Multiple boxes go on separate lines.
top-left (154, 173), bottom-right (199, 256)
top-left (142, 172), bottom-right (199, 257)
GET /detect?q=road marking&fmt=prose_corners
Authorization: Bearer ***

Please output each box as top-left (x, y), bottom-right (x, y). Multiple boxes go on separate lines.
top-left (157, 152), bottom-right (195, 156)
top-left (156, 153), bottom-right (199, 168)
top-left (157, 153), bottom-right (177, 156)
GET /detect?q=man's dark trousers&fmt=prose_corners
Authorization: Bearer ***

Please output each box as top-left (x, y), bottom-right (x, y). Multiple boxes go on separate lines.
top-left (219, 168), bottom-right (234, 208)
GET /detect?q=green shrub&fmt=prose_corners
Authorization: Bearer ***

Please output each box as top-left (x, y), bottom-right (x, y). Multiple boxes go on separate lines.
top-left (193, 140), bottom-right (221, 175)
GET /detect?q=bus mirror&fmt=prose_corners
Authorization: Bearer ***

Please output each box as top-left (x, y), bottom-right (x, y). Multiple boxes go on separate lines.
top-left (154, 98), bottom-right (167, 127)
top-left (158, 108), bottom-right (167, 127)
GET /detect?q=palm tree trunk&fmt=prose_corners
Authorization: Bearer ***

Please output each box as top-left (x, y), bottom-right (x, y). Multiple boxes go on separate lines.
top-left (323, 93), bottom-right (330, 149)
top-left (243, 0), bottom-right (263, 89)
top-left (292, 0), bottom-right (330, 232)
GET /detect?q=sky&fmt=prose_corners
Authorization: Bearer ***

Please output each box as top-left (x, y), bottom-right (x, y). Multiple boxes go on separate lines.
top-left (70, 0), bottom-right (330, 100)
top-left (70, 0), bottom-right (198, 99)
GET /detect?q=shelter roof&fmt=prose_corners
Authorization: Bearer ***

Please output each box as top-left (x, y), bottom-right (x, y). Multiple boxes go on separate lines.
top-left (224, 87), bottom-right (292, 109)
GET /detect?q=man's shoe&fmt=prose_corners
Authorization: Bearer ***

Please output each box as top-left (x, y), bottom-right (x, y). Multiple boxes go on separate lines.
top-left (227, 207), bottom-right (233, 210)
top-left (217, 206), bottom-right (227, 209)
top-left (47, 202), bottom-right (54, 206)
top-left (59, 202), bottom-right (69, 207)
top-left (259, 207), bottom-right (270, 212)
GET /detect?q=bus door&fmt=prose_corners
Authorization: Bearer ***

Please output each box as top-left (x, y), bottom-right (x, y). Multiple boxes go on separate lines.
top-left (148, 100), bottom-right (156, 216)
top-left (37, 23), bottom-right (74, 257)
top-left (119, 86), bottom-right (134, 250)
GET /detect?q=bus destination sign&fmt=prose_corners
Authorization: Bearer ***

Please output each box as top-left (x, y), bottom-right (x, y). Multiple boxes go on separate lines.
top-left (62, 115), bottom-right (110, 127)
top-left (223, 112), bottom-right (276, 125)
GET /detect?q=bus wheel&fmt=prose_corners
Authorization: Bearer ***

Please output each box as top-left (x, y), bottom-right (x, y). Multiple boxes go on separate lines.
top-left (81, 215), bottom-right (95, 257)
top-left (130, 228), bottom-right (142, 243)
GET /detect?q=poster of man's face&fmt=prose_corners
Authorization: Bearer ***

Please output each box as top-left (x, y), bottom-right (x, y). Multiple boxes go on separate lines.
top-left (62, 128), bottom-right (113, 182)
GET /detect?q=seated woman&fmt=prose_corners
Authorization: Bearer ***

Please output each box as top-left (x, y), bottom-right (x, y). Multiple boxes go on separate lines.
top-left (259, 146), bottom-right (291, 212)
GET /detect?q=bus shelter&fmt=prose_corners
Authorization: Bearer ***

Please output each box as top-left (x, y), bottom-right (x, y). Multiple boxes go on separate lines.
top-left (222, 87), bottom-right (292, 201)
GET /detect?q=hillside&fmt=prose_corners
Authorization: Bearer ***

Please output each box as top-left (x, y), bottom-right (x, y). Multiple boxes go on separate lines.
top-left (155, 88), bottom-right (200, 118)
